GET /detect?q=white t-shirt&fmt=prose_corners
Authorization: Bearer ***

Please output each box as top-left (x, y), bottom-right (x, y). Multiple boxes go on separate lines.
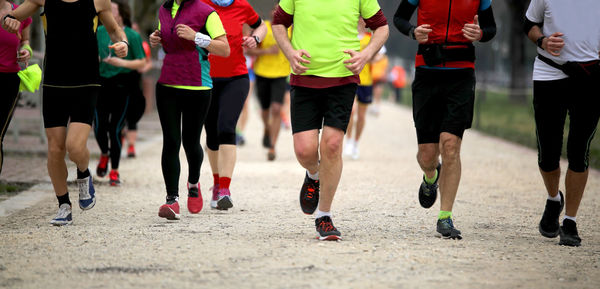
top-left (526, 0), bottom-right (600, 81)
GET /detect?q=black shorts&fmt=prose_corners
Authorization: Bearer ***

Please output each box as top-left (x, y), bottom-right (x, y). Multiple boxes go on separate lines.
top-left (290, 83), bottom-right (357, 134)
top-left (356, 85), bottom-right (373, 104)
top-left (412, 68), bottom-right (475, 144)
top-left (534, 76), bottom-right (600, 172)
top-left (43, 85), bottom-right (99, 128)
top-left (255, 75), bottom-right (286, 110)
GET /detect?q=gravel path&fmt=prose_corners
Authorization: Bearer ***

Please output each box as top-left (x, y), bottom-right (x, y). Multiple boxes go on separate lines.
top-left (1, 102), bottom-right (598, 289)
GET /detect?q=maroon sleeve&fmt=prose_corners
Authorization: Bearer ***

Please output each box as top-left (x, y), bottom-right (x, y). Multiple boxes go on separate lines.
top-left (364, 10), bottom-right (387, 31)
top-left (272, 5), bottom-right (293, 28)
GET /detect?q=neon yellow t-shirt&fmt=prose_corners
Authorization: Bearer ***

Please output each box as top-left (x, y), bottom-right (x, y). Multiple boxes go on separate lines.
top-left (358, 33), bottom-right (372, 86)
top-left (160, 2), bottom-right (226, 90)
top-left (253, 21), bottom-right (291, 79)
top-left (279, 0), bottom-right (380, 77)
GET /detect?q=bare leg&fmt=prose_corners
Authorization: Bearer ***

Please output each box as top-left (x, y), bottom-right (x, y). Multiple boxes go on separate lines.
top-left (46, 127), bottom-right (68, 196)
top-left (354, 102), bottom-right (369, 142)
top-left (217, 145), bottom-right (237, 178)
top-left (417, 143), bottom-right (440, 180)
top-left (269, 102), bottom-right (282, 151)
top-left (293, 129), bottom-right (319, 175)
top-left (206, 148), bottom-right (219, 175)
top-left (65, 123), bottom-right (92, 172)
top-left (438, 132), bottom-right (462, 212)
top-left (539, 167), bottom-right (561, 198)
top-left (564, 169), bottom-right (588, 217)
top-left (317, 126), bottom-right (345, 212)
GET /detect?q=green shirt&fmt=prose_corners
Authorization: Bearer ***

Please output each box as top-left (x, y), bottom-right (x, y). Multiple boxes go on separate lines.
top-left (279, 0), bottom-right (380, 77)
top-left (97, 26), bottom-right (145, 78)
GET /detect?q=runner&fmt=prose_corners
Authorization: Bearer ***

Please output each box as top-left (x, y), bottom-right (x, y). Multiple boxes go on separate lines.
top-left (2, 0), bottom-right (128, 225)
top-left (394, 0), bottom-right (496, 239)
top-left (344, 18), bottom-right (385, 161)
top-left (273, 0), bottom-right (388, 240)
top-left (235, 54), bottom-right (254, 147)
top-left (150, 0), bottom-right (229, 220)
top-left (246, 5), bottom-right (290, 161)
top-left (0, 0), bottom-right (31, 176)
top-left (95, 0), bottom-right (146, 186)
top-left (524, 0), bottom-right (600, 247)
top-left (201, 0), bottom-right (266, 210)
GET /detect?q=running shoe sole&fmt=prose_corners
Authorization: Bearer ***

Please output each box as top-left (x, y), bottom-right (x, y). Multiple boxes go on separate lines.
top-left (50, 220), bottom-right (73, 226)
top-left (216, 196), bottom-right (233, 210)
top-left (158, 206), bottom-right (180, 220)
top-left (79, 198), bottom-right (96, 211)
top-left (317, 235), bottom-right (342, 241)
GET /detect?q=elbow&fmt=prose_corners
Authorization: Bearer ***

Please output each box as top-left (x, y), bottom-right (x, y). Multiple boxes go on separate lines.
top-left (480, 27), bottom-right (496, 43)
top-left (217, 46), bottom-right (230, 57)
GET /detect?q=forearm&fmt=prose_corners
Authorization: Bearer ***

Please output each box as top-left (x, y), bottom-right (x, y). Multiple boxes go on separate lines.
top-left (393, 0), bottom-right (417, 37)
top-left (121, 59), bottom-right (146, 70)
top-left (250, 22), bottom-right (267, 43)
top-left (478, 6), bottom-right (496, 42)
top-left (108, 29), bottom-right (128, 46)
top-left (244, 47), bottom-right (263, 56)
top-left (206, 36), bottom-right (229, 57)
top-left (9, 0), bottom-right (41, 21)
top-left (363, 25), bottom-right (389, 60)
top-left (272, 25), bottom-right (294, 60)
top-left (527, 25), bottom-right (543, 44)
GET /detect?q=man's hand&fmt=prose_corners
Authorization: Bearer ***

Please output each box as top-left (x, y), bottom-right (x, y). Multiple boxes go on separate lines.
top-left (109, 42), bottom-right (128, 58)
top-left (414, 24), bottom-right (432, 44)
top-left (343, 49), bottom-right (370, 75)
top-left (242, 36), bottom-right (257, 49)
top-left (176, 24), bottom-right (195, 41)
top-left (150, 30), bottom-right (162, 48)
top-left (289, 49), bottom-right (311, 74)
top-left (462, 15), bottom-right (482, 42)
top-left (543, 32), bottom-right (564, 56)
top-left (17, 48), bottom-right (30, 66)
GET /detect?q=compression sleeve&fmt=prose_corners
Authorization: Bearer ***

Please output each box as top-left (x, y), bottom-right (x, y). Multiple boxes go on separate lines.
top-left (478, 6), bottom-right (496, 42)
top-left (393, 0), bottom-right (418, 38)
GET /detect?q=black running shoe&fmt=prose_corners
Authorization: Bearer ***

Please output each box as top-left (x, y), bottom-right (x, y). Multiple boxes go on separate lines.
top-left (559, 219), bottom-right (581, 247)
top-left (419, 163), bottom-right (441, 208)
top-left (539, 191), bottom-right (564, 238)
top-left (315, 216), bottom-right (341, 241)
top-left (300, 173), bottom-right (319, 215)
top-left (436, 218), bottom-right (462, 240)
top-left (262, 132), bottom-right (271, 148)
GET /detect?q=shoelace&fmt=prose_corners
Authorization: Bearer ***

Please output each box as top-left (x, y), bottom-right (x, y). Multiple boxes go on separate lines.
top-left (318, 220), bottom-right (335, 232)
top-left (305, 180), bottom-right (318, 200)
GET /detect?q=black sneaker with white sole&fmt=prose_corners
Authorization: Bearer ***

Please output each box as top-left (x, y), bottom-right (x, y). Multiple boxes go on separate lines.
top-left (315, 216), bottom-right (341, 241)
top-left (436, 218), bottom-right (462, 240)
top-left (419, 163), bottom-right (440, 208)
top-left (559, 219), bottom-right (581, 247)
top-left (539, 191), bottom-right (564, 238)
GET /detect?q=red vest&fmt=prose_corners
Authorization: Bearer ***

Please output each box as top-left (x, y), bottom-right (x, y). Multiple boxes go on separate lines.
top-left (416, 0), bottom-right (479, 68)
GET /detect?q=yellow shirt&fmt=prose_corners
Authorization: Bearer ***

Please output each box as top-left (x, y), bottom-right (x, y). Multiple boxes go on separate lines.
top-left (358, 33), bottom-right (372, 86)
top-left (253, 21), bottom-right (291, 79)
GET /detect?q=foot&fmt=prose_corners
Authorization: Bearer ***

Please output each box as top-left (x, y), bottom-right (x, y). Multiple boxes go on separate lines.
top-left (158, 199), bottom-right (180, 220)
top-left (109, 170), bottom-right (121, 187)
top-left (299, 173), bottom-right (319, 215)
top-left (559, 219), bottom-right (581, 247)
top-left (267, 149), bottom-right (276, 161)
top-left (50, 203), bottom-right (72, 226)
top-left (262, 131), bottom-right (271, 148)
top-left (436, 218), bottom-right (462, 240)
top-left (539, 191), bottom-right (564, 238)
top-left (187, 186), bottom-right (203, 214)
top-left (216, 188), bottom-right (233, 210)
top-left (343, 140), bottom-right (354, 157)
top-left (127, 144), bottom-right (136, 158)
top-left (210, 184), bottom-right (220, 209)
top-left (351, 145), bottom-right (360, 160)
top-left (77, 176), bottom-right (96, 210)
top-left (96, 154), bottom-right (109, 177)
top-left (315, 216), bottom-right (341, 241)
top-left (418, 163), bottom-right (441, 209)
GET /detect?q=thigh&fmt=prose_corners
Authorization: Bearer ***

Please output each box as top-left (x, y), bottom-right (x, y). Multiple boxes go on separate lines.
top-left (218, 77), bottom-right (249, 131)
top-left (43, 86), bottom-right (71, 128)
top-left (290, 86), bottom-right (323, 134)
top-left (155, 84), bottom-right (182, 141)
top-left (566, 76), bottom-right (600, 164)
top-left (255, 76), bottom-right (271, 110)
top-left (533, 79), bottom-right (568, 145)
top-left (412, 68), bottom-right (444, 133)
top-left (270, 77), bottom-right (287, 105)
top-left (68, 86), bottom-right (99, 126)
top-left (323, 83), bottom-right (357, 133)
top-left (182, 89), bottom-right (211, 135)
top-left (441, 69), bottom-right (475, 137)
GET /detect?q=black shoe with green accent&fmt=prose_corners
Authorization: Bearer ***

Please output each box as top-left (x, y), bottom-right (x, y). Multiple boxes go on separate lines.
top-left (539, 191), bottom-right (564, 238)
top-left (559, 219), bottom-right (581, 247)
top-left (419, 163), bottom-right (441, 208)
top-left (436, 218), bottom-right (462, 240)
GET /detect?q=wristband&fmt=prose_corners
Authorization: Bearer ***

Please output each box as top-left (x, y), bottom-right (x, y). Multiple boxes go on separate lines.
top-left (3, 14), bottom-right (16, 24)
top-left (119, 40), bottom-right (129, 47)
top-left (21, 44), bottom-right (32, 56)
top-left (536, 36), bottom-right (546, 50)
top-left (194, 32), bottom-right (212, 48)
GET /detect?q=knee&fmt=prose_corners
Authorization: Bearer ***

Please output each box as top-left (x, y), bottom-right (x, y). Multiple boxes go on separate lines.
top-left (357, 112), bottom-right (366, 123)
top-left (322, 135), bottom-right (344, 158)
top-left (270, 103), bottom-right (282, 116)
top-left (47, 143), bottom-right (66, 159)
top-left (294, 142), bottom-right (317, 162)
top-left (417, 150), bottom-right (437, 168)
top-left (440, 136), bottom-right (460, 161)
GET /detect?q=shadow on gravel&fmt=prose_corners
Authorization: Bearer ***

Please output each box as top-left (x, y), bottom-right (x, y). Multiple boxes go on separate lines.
top-left (79, 266), bottom-right (170, 274)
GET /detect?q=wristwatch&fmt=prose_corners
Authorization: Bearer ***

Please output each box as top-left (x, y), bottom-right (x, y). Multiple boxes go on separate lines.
top-left (252, 35), bottom-right (261, 45)
top-left (536, 36), bottom-right (546, 50)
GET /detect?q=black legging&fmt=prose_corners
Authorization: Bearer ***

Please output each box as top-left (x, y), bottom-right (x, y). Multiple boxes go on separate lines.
top-left (0, 73), bottom-right (20, 175)
top-left (156, 84), bottom-right (211, 197)
top-left (205, 75), bottom-right (249, 150)
top-left (94, 75), bottom-right (130, 169)
top-left (126, 72), bottom-right (146, 130)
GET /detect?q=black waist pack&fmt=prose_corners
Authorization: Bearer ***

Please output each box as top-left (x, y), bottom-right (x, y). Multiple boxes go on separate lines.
top-left (538, 54), bottom-right (600, 78)
top-left (418, 43), bottom-right (475, 66)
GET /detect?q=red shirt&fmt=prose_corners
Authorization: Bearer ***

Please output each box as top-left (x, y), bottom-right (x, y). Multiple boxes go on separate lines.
top-left (201, 0), bottom-right (260, 78)
top-left (0, 3), bottom-right (32, 73)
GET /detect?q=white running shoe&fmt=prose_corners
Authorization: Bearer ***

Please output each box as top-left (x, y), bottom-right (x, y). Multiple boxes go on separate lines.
top-left (50, 203), bottom-right (73, 226)
top-left (343, 140), bottom-right (355, 157)
top-left (351, 144), bottom-right (360, 160)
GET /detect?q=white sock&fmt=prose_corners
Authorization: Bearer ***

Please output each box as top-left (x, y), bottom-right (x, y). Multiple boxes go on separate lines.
top-left (547, 192), bottom-right (561, 202)
top-left (307, 170), bottom-right (319, 181)
top-left (564, 215), bottom-right (576, 223)
top-left (315, 210), bottom-right (331, 218)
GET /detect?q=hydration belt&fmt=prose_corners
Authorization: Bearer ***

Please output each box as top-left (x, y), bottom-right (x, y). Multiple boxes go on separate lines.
top-left (417, 43), bottom-right (475, 66)
top-left (538, 54), bottom-right (600, 78)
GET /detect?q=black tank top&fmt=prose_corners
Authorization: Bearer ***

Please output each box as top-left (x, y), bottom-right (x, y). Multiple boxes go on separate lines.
top-left (42, 0), bottom-right (99, 87)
